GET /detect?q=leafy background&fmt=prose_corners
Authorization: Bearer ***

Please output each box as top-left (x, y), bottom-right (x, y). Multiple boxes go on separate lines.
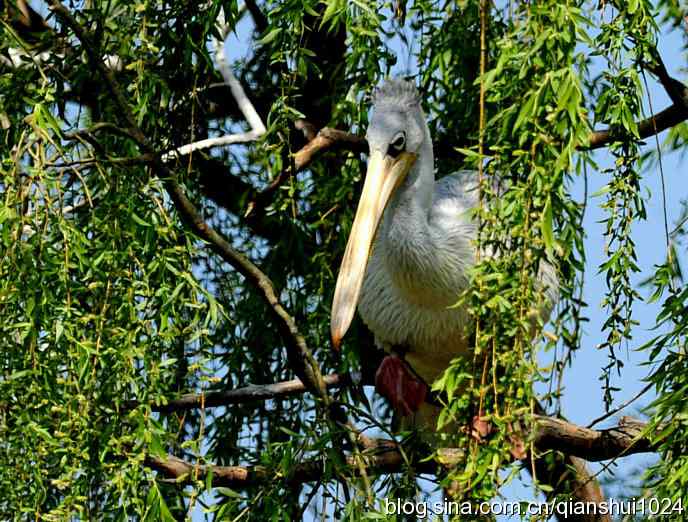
top-left (1, 0), bottom-right (688, 520)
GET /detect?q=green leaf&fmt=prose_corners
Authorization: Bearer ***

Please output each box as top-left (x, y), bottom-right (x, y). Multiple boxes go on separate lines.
top-left (257, 28), bottom-right (282, 45)
top-left (541, 196), bottom-right (554, 252)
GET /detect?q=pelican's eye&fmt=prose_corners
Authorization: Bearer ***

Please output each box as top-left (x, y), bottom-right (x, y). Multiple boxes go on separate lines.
top-left (388, 132), bottom-right (406, 158)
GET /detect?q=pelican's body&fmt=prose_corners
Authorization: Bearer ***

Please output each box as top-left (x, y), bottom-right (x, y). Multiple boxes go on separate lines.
top-left (358, 171), bottom-right (479, 385)
top-left (331, 79), bottom-right (556, 425)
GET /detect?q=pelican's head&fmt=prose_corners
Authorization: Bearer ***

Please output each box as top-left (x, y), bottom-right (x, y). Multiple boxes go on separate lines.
top-left (330, 79), bottom-right (423, 349)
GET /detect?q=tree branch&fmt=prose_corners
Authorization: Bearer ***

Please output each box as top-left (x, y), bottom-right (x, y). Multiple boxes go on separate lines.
top-left (165, 181), bottom-right (332, 402)
top-left (245, 126), bottom-right (368, 216)
top-left (244, 0), bottom-right (269, 33)
top-left (146, 373), bottom-right (354, 413)
top-left (589, 48), bottom-right (688, 150)
top-left (533, 415), bottom-right (653, 461)
top-left (146, 415), bottom-right (655, 489)
top-left (63, 122), bottom-right (139, 141)
top-left (163, 131), bottom-right (261, 159)
top-left (587, 103), bottom-right (688, 149)
top-left (266, 104), bottom-right (688, 155)
top-left (293, 127), bottom-right (368, 171)
top-left (645, 47), bottom-right (688, 110)
top-left (146, 440), bottom-right (411, 489)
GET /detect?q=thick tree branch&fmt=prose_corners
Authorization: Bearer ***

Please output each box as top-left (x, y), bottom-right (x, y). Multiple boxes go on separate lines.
top-left (146, 415), bottom-right (655, 489)
top-left (533, 415), bottom-right (653, 460)
top-left (7, 0), bottom-right (51, 37)
top-left (645, 48), bottom-right (688, 110)
top-left (244, 0), bottom-right (268, 32)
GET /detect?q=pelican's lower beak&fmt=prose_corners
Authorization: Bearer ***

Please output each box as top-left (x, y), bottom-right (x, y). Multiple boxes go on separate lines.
top-left (330, 150), bottom-right (417, 349)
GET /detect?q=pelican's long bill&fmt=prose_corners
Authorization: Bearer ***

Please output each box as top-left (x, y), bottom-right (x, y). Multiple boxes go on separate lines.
top-left (330, 150), bottom-right (417, 349)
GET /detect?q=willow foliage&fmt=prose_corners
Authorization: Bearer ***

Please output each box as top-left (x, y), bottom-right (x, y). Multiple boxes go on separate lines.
top-left (1, 0), bottom-right (687, 520)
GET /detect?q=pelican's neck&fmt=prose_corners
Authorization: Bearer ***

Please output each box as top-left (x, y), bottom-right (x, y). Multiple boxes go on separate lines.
top-left (389, 137), bottom-right (434, 222)
top-left (380, 135), bottom-right (438, 294)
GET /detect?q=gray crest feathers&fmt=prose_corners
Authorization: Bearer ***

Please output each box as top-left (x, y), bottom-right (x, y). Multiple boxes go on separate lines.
top-left (372, 78), bottom-right (421, 109)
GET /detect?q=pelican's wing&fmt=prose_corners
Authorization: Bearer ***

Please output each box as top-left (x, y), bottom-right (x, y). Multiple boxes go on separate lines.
top-left (433, 170), bottom-right (559, 313)
top-left (430, 169), bottom-right (480, 228)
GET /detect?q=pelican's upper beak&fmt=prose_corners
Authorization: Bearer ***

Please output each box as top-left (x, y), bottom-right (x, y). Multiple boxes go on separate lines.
top-left (330, 150), bottom-right (417, 349)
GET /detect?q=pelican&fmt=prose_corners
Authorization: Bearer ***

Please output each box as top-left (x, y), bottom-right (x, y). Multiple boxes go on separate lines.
top-left (331, 79), bottom-right (557, 426)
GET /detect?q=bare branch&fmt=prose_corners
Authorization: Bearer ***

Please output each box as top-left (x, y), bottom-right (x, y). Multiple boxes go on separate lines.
top-left (63, 122), bottom-right (137, 141)
top-left (146, 373), bottom-right (354, 413)
top-left (244, 0), bottom-right (269, 32)
top-left (164, 182), bottom-right (331, 401)
top-left (585, 382), bottom-right (654, 429)
top-left (162, 8), bottom-right (266, 161)
top-left (146, 440), bottom-right (411, 489)
top-left (163, 132), bottom-right (259, 159)
top-left (645, 48), bottom-right (688, 110)
top-left (214, 10), bottom-right (266, 136)
top-left (589, 48), bottom-right (688, 150)
top-left (534, 415), bottom-right (653, 461)
top-left (281, 111), bottom-right (688, 156)
top-left (293, 127), bottom-right (368, 170)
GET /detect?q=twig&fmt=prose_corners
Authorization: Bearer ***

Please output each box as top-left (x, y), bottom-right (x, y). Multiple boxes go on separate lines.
top-left (585, 381), bottom-right (653, 429)
top-left (47, 155), bottom-right (153, 168)
top-left (63, 122), bottom-right (137, 141)
top-left (589, 48), bottom-right (688, 149)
